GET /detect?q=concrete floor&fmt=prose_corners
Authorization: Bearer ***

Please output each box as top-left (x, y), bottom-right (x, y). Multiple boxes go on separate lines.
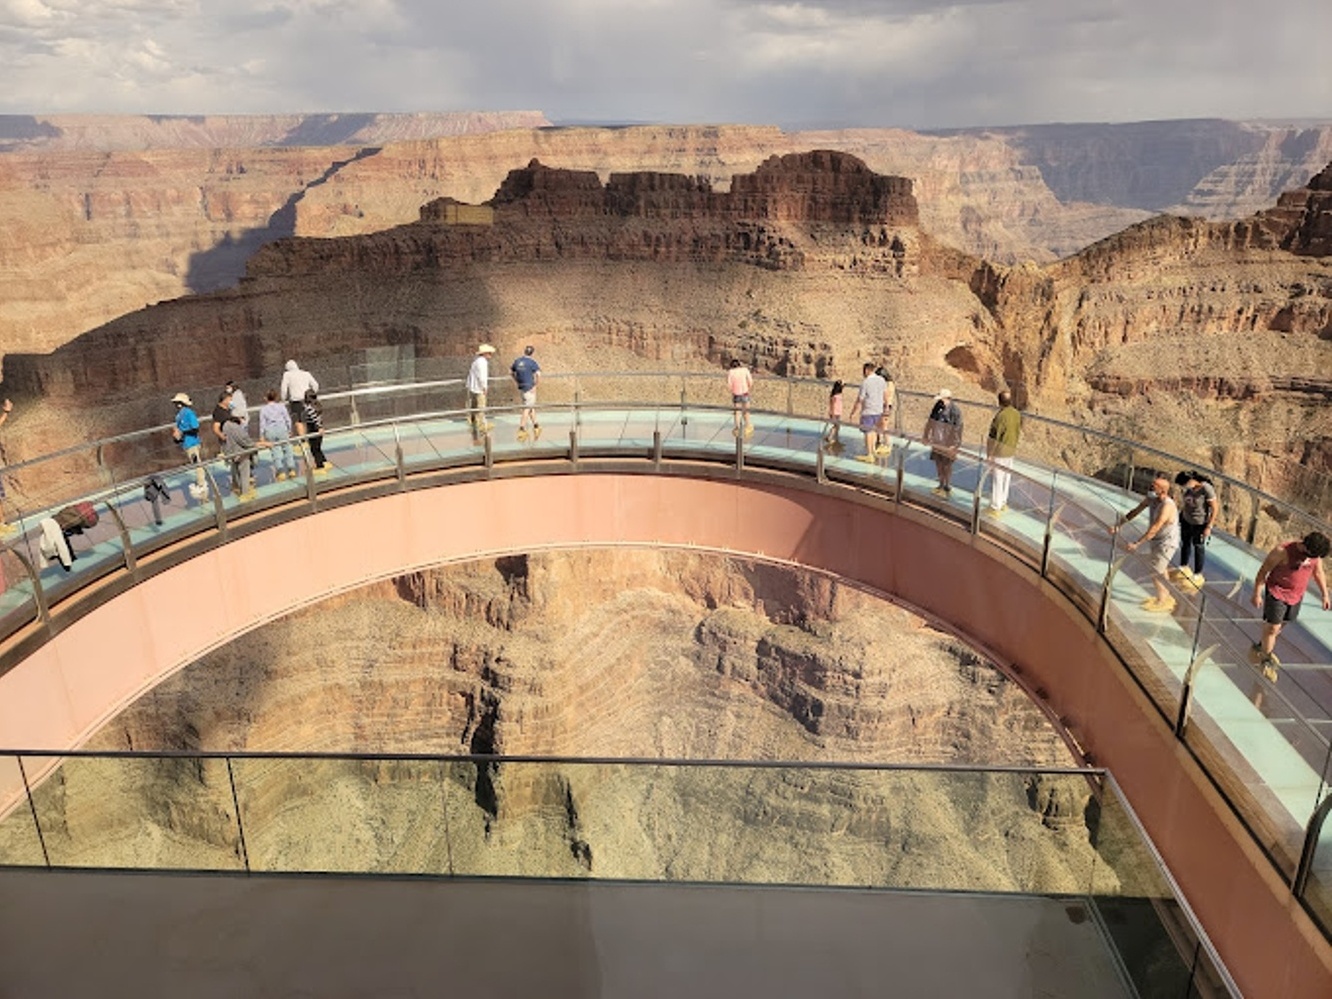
top-left (0, 870), bottom-right (1134, 998)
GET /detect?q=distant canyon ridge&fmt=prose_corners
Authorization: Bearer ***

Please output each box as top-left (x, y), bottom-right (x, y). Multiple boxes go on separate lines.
top-left (0, 113), bottom-right (1330, 507)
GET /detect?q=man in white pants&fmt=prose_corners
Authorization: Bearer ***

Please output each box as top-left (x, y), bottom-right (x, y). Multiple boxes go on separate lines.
top-left (986, 389), bottom-right (1021, 514)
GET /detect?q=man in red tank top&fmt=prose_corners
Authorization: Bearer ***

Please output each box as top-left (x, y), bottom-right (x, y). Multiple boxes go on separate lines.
top-left (1251, 531), bottom-right (1331, 681)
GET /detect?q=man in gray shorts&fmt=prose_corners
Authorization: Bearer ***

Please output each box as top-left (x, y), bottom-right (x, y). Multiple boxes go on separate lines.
top-left (1111, 475), bottom-right (1180, 613)
top-left (847, 362), bottom-right (887, 463)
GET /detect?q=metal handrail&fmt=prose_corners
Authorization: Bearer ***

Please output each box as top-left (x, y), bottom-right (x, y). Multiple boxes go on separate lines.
top-left (4, 371), bottom-right (1328, 534)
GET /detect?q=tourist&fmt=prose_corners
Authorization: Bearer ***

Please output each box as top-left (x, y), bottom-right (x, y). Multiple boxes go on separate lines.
top-left (0, 398), bottom-right (15, 536)
top-left (1173, 470), bottom-right (1217, 586)
top-left (727, 358), bottom-right (754, 437)
top-left (210, 389), bottom-right (232, 450)
top-left (170, 392), bottom-right (208, 499)
top-left (467, 343), bottom-right (496, 443)
top-left (302, 389), bottom-right (328, 474)
top-left (280, 359), bottom-right (319, 435)
top-left (221, 414), bottom-right (261, 499)
top-left (258, 389), bottom-right (297, 481)
top-left (923, 388), bottom-right (963, 494)
top-left (824, 380), bottom-right (844, 447)
top-left (1110, 475), bottom-right (1181, 613)
top-left (847, 362), bottom-right (888, 463)
top-left (1250, 531), bottom-right (1330, 682)
top-left (511, 345), bottom-right (542, 442)
top-left (874, 366), bottom-right (897, 456)
top-left (225, 379), bottom-right (249, 425)
top-left (985, 389), bottom-right (1021, 514)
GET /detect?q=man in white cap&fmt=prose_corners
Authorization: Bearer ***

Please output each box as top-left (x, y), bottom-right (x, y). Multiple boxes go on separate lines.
top-left (170, 392), bottom-right (208, 497)
top-left (467, 343), bottom-right (496, 443)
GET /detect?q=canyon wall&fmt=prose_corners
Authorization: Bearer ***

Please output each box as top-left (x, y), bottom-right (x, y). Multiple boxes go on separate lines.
top-left (1, 151), bottom-right (1328, 510)
top-left (0, 550), bottom-right (1113, 890)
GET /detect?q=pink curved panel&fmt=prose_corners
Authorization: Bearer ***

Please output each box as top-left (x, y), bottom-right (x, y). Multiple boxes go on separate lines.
top-left (0, 474), bottom-right (1327, 998)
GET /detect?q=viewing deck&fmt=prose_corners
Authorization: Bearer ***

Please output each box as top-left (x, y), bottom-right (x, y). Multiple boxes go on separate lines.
top-left (0, 372), bottom-right (1329, 997)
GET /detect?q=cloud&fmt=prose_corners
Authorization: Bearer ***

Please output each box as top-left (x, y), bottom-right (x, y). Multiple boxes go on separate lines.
top-left (0, 0), bottom-right (1328, 127)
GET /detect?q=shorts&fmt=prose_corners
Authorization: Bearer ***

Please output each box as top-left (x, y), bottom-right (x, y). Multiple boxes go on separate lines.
top-left (733, 394), bottom-right (750, 405)
top-left (1149, 542), bottom-right (1177, 578)
top-left (1262, 590), bottom-right (1301, 625)
top-left (860, 413), bottom-right (881, 433)
top-left (521, 389), bottom-right (536, 407)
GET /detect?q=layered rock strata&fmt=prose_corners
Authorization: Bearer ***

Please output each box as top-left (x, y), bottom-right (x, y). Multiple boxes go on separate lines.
top-left (0, 549), bottom-right (1122, 891)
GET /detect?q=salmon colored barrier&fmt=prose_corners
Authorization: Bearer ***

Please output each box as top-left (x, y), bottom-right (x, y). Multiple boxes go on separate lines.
top-left (0, 473), bottom-right (1327, 998)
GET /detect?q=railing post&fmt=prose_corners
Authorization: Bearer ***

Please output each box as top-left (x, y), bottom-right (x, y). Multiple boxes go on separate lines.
top-left (483, 431), bottom-right (493, 474)
top-left (9, 547), bottom-right (50, 630)
top-left (1294, 791), bottom-right (1332, 898)
top-left (225, 756), bottom-right (251, 874)
top-left (1099, 537), bottom-right (1121, 634)
top-left (679, 386), bottom-right (688, 438)
top-left (786, 379), bottom-right (794, 416)
top-left (104, 498), bottom-right (138, 579)
top-left (569, 429), bottom-right (579, 469)
top-left (735, 428), bottom-right (745, 473)
top-left (393, 423), bottom-right (405, 486)
top-left (1175, 592), bottom-right (1210, 737)
top-left (653, 430), bottom-right (662, 470)
top-left (893, 443), bottom-right (906, 507)
top-left (970, 467), bottom-right (983, 535)
top-left (301, 441), bottom-right (318, 508)
top-left (349, 392), bottom-right (361, 428)
top-left (816, 445), bottom-right (826, 484)
top-left (16, 756), bottom-right (51, 868)
top-left (205, 464), bottom-right (229, 542)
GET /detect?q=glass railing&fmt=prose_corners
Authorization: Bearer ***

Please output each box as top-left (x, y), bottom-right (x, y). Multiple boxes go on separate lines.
top-left (1, 372), bottom-right (1331, 941)
top-left (0, 752), bottom-right (1239, 997)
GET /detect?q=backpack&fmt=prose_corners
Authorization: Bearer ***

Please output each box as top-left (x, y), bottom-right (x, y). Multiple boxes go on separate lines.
top-left (54, 501), bottom-right (99, 535)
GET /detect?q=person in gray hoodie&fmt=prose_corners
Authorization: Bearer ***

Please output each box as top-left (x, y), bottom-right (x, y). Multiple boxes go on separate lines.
top-left (258, 389), bottom-right (297, 481)
top-left (280, 360), bottom-right (319, 435)
top-left (221, 415), bottom-right (263, 498)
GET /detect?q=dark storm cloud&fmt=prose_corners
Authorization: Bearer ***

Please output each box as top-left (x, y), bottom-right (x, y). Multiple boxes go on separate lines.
top-left (0, 0), bottom-right (1328, 127)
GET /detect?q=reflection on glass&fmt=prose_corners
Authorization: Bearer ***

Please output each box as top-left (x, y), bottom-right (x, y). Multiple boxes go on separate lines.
top-left (1090, 780), bottom-right (1207, 998)
top-left (233, 756), bottom-right (451, 874)
top-left (23, 754), bottom-right (244, 871)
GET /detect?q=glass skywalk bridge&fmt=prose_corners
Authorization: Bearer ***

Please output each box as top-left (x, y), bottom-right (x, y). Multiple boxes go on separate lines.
top-left (0, 371), bottom-right (1330, 956)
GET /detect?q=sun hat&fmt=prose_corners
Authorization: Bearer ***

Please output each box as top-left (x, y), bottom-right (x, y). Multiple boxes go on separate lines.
top-left (477, 343), bottom-right (496, 354)
top-left (171, 392), bottom-right (192, 406)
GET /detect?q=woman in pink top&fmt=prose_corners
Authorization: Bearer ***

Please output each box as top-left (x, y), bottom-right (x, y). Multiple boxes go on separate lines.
top-left (824, 380), bottom-right (844, 447)
top-left (727, 359), bottom-right (754, 437)
top-left (1251, 531), bottom-right (1331, 680)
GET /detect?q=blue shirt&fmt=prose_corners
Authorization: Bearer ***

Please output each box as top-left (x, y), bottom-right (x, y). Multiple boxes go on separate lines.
top-left (175, 407), bottom-right (200, 448)
top-left (511, 356), bottom-right (540, 392)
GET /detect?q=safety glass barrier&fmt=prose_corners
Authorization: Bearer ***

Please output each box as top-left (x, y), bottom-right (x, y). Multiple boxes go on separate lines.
top-left (1091, 776), bottom-right (1239, 999)
top-left (1177, 615), bottom-right (1327, 880)
top-left (1015, 418), bottom-right (1135, 500)
top-left (1042, 486), bottom-right (1117, 622)
top-left (564, 372), bottom-right (697, 410)
top-left (745, 413), bottom-right (823, 473)
top-left (441, 762), bottom-right (1102, 891)
top-left (973, 461), bottom-right (1060, 567)
top-left (394, 411), bottom-right (483, 470)
top-left (1301, 791), bottom-right (1332, 939)
top-left (7, 492), bottom-right (129, 612)
top-left (4, 753), bottom-right (245, 871)
top-left (335, 382), bottom-right (468, 427)
top-left (231, 756), bottom-right (455, 875)
top-left (0, 545), bottom-right (37, 638)
top-left (0, 754), bottom-right (44, 866)
top-left (288, 425), bottom-right (398, 493)
top-left (113, 460), bottom-right (224, 563)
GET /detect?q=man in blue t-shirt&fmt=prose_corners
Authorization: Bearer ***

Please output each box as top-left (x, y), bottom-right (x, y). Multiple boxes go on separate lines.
top-left (511, 345), bottom-right (542, 442)
top-left (171, 392), bottom-right (207, 497)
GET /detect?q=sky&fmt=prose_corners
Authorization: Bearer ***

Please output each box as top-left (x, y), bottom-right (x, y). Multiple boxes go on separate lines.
top-left (1, 0), bottom-right (1330, 129)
